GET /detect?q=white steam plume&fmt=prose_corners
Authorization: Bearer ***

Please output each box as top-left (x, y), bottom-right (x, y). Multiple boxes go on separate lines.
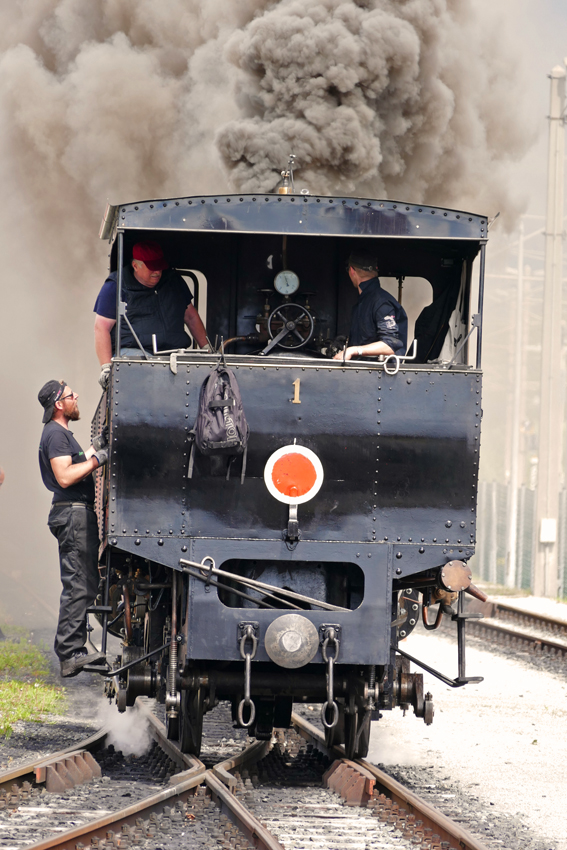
top-left (97, 699), bottom-right (152, 758)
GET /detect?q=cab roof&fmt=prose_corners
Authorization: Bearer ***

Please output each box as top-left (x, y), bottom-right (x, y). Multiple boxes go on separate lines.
top-left (100, 194), bottom-right (488, 243)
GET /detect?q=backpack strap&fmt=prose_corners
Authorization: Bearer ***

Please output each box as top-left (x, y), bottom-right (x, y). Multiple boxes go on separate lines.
top-left (209, 398), bottom-right (235, 410)
top-left (187, 429), bottom-right (196, 478)
top-left (224, 446), bottom-right (247, 484)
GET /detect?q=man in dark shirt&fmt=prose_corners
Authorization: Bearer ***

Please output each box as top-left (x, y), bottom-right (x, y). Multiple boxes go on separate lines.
top-left (333, 250), bottom-right (407, 361)
top-left (94, 241), bottom-right (208, 388)
top-left (38, 379), bottom-right (108, 677)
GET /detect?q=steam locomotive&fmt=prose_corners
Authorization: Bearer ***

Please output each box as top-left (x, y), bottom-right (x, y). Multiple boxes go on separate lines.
top-left (91, 184), bottom-right (487, 759)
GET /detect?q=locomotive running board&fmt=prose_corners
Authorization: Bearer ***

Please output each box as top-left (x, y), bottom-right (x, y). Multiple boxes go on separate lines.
top-left (394, 645), bottom-right (483, 688)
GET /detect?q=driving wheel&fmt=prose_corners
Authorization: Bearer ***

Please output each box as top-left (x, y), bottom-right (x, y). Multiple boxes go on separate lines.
top-left (343, 708), bottom-right (358, 760)
top-left (178, 687), bottom-right (205, 755)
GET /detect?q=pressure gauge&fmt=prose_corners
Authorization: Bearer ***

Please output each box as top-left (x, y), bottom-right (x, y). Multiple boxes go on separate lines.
top-left (274, 269), bottom-right (300, 296)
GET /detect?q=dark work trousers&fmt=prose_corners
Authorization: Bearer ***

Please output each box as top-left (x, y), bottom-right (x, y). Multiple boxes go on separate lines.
top-left (48, 503), bottom-right (99, 661)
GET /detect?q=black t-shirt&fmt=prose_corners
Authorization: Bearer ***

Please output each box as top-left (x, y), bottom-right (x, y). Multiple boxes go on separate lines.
top-left (39, 421), bottom-right (95, 504)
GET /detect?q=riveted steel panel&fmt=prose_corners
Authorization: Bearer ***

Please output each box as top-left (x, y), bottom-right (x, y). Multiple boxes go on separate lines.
top-left (114, 195), bottom-right (487, 240)
top-left (106, 359), bottom-right (480, 558)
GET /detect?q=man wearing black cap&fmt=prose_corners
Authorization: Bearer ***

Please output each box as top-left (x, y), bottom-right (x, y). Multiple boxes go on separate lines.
top-left (333, 250), bottom-right (407, 361)
top-left (94, 240), bottom-right (208, 388)
top-left (38, 380), bottom-right (108, 677)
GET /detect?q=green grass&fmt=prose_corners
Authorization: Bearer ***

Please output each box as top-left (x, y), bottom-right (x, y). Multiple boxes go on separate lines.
top-left (0, 681), bottom-right (65, 738)
top-left (0, 625), bottom-right (65, 738)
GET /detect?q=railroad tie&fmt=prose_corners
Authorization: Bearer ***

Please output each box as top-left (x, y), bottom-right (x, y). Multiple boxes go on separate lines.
top-left (34, 749), bottom-right (102, 793)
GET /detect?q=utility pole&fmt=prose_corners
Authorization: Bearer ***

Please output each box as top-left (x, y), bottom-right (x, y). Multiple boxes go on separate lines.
top-left (505, 219), bottom-right (525, 588)
top-left (533, 63), bottom-right (566, 597)
top-left (505, 220), bottom-right (545, 588)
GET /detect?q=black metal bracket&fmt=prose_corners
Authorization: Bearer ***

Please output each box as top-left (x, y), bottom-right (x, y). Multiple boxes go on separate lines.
top-left (452, 589), bottom-right (484, 684)
top-left (392, 589), bottom-right (483, 687)
top-left (238, 622), bottom-right (259, 642)
top-left (394, 645), bottom-right (481, 689)
top-left (319, 624), bottom-right (341, 644)
top-left (393, 590), bottom-right (484, 687)
top-left (285, 503), bottom-right (300, 542)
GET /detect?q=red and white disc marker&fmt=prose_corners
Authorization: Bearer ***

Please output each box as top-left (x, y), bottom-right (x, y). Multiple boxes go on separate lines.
top-left (264, 445), bottom-right (324, 505)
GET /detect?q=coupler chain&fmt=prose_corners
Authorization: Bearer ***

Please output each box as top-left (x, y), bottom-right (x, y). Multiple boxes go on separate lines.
top-left (237, 623), bottom-right (258, 727)
top-left (321, 626), bottom-right (340, 729)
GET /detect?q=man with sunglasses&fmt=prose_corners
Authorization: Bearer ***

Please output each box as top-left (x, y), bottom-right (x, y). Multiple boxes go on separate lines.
top-left (38, 380), bottom-right (108, 677)
top-left (332, 250), bottom-right (407, 361)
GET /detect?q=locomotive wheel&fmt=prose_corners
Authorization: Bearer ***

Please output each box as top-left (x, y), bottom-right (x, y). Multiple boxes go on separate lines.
top-left (116, 686), bottom-right (127, 713)
top-left (166, 709), bottom-right (179, 741)
top-left (343, 709), bottom-right (358, 760)
top-left (343, 707), bottom-right (371, 760)
top-left (178, 688), bottom-right (204, 756)
top-left (354, 709), bottom-right (371, 760)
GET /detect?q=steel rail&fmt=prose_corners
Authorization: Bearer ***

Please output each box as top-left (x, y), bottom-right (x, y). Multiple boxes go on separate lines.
top-left (25, 764), bottom-right (208, 850)
top-left (21, 705), bottom-right (283, 850)
top-left (205, 772), bottom-right (285, 850)
top-left (212, 739), bottom-right (271, 791)
top-left (465, 617), bottom-right (567, 657)
top-left (6, 699), bottom-right (497, 850)
top-left (291, 712), bottom-right (492, 850)
top-left (24, 709), bottom-right (207, 850)
top-left (485, 601), bottom-right (567, 637)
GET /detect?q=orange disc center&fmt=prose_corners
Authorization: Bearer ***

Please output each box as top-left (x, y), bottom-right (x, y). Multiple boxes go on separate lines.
top-left (271, 453), bottom-right (317, 498)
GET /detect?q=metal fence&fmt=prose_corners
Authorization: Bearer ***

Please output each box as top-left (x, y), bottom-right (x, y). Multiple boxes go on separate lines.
top-left (474, 481), bottom-right (567, 596)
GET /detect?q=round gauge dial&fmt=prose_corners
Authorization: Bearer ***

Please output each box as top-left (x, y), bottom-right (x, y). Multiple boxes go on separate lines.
top-left (274, 270), bottom-right (300, 295)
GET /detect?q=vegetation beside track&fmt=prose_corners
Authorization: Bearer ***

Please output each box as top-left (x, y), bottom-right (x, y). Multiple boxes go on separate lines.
top-left (0, 624), bottom-right (65, 738)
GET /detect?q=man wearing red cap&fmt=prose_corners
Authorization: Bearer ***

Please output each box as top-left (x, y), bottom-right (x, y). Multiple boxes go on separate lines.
top-left (94, 241), bottom-right (208, 388)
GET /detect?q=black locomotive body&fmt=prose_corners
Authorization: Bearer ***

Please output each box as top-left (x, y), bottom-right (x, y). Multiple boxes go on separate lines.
top-left (93, 193), bottom-right (487, 759)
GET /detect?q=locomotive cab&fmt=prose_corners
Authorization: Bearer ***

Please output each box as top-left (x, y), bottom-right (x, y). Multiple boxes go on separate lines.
top-left (93, 193), bottom-right (487, 759)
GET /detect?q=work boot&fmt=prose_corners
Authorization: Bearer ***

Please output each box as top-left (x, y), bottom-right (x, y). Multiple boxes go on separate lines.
top-left (60, 649), bottom-right (106, 678)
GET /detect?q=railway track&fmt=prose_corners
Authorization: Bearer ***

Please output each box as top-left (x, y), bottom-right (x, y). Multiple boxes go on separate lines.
top-left (0, 700), bottom-right (493, 850)
top-left (2, 598), bottom-right (562, 850)
top-left (462, 599), bottom-right (567, 658)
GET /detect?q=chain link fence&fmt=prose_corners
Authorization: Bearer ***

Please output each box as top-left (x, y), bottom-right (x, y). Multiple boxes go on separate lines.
top-left (474, 481), bottom-right (567, 596)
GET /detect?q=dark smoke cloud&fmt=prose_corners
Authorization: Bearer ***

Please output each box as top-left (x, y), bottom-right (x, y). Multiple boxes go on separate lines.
top-left (0, 0), bottom-right (532, 223)
top-left (0, 0), bottom-right (534, 626)
top-left (217, 0), bottom-right (534, 216)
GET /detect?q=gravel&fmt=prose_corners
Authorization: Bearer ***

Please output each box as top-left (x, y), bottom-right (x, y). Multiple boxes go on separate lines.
top-left (366, 623), bottom-right (567, 850)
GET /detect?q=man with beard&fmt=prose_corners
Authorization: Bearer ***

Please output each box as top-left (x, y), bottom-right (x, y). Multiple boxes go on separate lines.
top-left (38, 380), bottom-right (108, 677)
